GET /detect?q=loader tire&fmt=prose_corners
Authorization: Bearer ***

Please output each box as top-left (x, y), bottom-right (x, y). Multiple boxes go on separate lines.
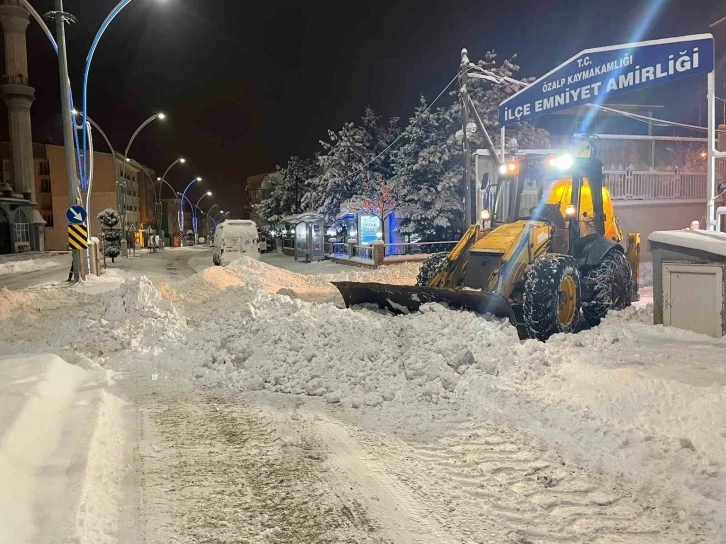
top-left (524, 254), bottom-right (581, 341)
top-left (582, 250), bottom-right (632, 327)
top-left (416, 252), bottom-right (449, 287)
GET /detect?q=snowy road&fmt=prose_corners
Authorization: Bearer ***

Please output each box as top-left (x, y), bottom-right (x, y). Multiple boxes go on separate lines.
top-left (0, 253), bottom-right (724, 543)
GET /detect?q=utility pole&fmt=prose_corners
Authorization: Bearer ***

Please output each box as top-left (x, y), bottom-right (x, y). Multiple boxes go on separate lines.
top-left (53, 0), bottom-right (80, 281)
top-left (460, 48), bottom-right (473, 228)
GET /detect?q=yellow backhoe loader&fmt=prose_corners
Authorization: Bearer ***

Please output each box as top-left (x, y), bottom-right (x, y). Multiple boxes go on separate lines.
top-left (333, 155), bottom-right (641, 341)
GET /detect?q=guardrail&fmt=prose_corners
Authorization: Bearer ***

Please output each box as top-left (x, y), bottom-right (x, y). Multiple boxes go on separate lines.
top-left (603, 170), bottom-right (707, 200)
top-left (353, 245), bottom-right (373, 260)
top-left (384, 241), bottom-right (458, 256)
top-left (326, 242), bottom-right (348, 256)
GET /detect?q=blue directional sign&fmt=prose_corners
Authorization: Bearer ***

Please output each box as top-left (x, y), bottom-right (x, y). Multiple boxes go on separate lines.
top-left (66, 205), bottom-right (87, 225)
top-left (499, 34), bottom-right (714, 127)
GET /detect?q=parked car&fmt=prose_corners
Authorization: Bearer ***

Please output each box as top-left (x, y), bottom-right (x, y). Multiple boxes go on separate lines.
top-left (213, 219), bottom-right (259, 266)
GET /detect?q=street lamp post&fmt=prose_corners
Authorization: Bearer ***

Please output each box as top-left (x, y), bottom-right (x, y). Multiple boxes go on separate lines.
top-left (119, 113), bottom-right (165, 254)
top-left (178, 192), bottom-right (197, 245)
top-left (180, 177), bottom-right (202, 238)
top-left (194, 191), bottom-right (212, 242)
top-left (154, 157), bottom-right (186, 234)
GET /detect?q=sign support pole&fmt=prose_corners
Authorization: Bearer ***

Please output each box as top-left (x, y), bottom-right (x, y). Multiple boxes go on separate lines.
top-left (460, 49), bottom-right (473, 229)
top-left (708, 71), bottom-right (716, 230)
top-left (707, 70), bottom-right (726, 231)
top-left (500, 127), bottom-right (506, 164)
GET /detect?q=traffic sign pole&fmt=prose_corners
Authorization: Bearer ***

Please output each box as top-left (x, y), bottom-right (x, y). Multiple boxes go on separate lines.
top-left (54, 0), bottom-right (80, 282)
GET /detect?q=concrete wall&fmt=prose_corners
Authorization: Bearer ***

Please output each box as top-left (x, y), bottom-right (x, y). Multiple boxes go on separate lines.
top-left (614, 199), bottom-right (706, 261)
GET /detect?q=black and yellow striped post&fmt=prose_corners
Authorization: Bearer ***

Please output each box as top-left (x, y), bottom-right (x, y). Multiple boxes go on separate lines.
top-left (68, 223), bottom-right (89, 250)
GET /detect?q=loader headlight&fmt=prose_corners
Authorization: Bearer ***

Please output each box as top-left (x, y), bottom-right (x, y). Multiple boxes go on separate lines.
top-left (480, 209), bottom-right (491, 221)
top-left (499, 162), bottom-right (518, 175)
top-left (565, 204), bottom-right (577, 217)
top-left (550, 154), bottom-right (574, 170)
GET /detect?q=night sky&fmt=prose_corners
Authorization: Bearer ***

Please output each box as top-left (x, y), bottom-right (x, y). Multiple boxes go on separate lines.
top-left (3, 0), bottom-right (726, 216)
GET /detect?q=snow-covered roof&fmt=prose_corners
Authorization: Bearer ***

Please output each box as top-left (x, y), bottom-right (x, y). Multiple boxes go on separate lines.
top-left (648, 229), bottom-right (726, 258)
top-left (335, 211), bottom-right (356, 221)
top-left (280, 213), bottom-right (324, 224)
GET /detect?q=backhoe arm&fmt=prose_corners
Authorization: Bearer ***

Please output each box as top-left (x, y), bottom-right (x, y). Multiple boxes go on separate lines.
top-left (429, 224), bottom-right (480, 288)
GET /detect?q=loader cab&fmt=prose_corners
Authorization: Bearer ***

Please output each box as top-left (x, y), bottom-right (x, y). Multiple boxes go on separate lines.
top-left (491, 159), bottom-right (552, 226)
top-left (540, 155), bottom-right (622, 243)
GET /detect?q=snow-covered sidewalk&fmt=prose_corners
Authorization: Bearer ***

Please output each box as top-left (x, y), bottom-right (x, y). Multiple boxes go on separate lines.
top-left (0, 354), bottom-right (126, 543)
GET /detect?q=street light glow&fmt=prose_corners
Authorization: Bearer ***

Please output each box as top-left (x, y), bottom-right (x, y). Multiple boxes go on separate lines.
top-left (179, 158), bottom-right (186, 163)
top-left (157, 112), bottom-right (166, 120)
top-left (71, 109), bottom-right (78, 115)
top-left (157, 177), bottom-right (161, 181)
top-left (206, 191), bottom-right (212, 196)
top-left (196, 177), bottom-right (202, 182)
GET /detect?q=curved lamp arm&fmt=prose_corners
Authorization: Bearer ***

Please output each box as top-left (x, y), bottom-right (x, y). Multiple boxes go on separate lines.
top-left (123, 113), bottom-right (164, 159)
top-left (81, 0), bottom-right (136, 186)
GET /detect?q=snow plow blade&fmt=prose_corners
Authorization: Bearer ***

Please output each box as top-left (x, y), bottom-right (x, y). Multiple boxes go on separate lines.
top-left (332, 282), bottom-right (517, 324)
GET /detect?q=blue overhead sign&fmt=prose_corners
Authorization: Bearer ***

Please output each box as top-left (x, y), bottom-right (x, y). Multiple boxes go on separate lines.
top-left (499, 34), bottom-right (714, 127)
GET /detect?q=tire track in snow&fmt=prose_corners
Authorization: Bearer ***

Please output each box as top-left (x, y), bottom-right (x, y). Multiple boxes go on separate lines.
top-left (314, 414), bottom-right (701, 543)
top-left (134, 391), bottom-right (385, 543)
top-left (314, 414), bottom-right (458, 544)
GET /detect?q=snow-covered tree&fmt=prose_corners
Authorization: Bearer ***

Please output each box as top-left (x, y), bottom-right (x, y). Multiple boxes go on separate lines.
top-left (390, 96), bottom-right (464, 240)
top-left (313, 108), bottom-right (399, 222)
top-left (255, 157), bottom-right (322, 225)
top-left (390, 52), bottom-right (550, 240)
top-left (98, 208), bottom-right (122, 264)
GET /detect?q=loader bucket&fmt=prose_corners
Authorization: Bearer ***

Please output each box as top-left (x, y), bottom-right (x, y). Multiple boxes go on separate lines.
top-left (332, 282), bottom-right (517, 324)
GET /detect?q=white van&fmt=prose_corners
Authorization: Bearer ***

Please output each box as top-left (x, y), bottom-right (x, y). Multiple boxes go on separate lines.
top-left (213, 219), bottom-right (259, 266)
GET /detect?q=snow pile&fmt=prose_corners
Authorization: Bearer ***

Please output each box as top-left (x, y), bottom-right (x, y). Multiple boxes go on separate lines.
top-left (2, 277), bottom-right (188, 361)
top-left (175, 257), bottom-right (421, 304)
top-left (169, 283), bottom-right (519, 407)
top-left (102, 276), bottom-right (173, 322)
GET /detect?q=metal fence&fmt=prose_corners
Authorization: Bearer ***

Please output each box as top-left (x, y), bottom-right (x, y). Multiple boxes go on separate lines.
top-left (384, 241), bottom-right (458, 256)
top-left (602, 160), bottom-right (726, 201)
top-left (353, 245), bottom-right (373, 260)
top-left (326, 242), bottom-right (348, 256)
top-left (603, 171), bottom-right (708, 200)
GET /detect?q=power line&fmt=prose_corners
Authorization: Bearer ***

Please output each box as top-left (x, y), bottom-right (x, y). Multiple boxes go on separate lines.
top-left (314, 69), bottom-right (468, 189)
top-left (589, 104), bottom-right (726, 134)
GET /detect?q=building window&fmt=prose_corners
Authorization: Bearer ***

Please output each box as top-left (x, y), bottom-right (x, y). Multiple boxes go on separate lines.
top-left (40, 179), bottom-right (51, 193)
top-left (42, 214), bottom-right (54, 227)
top-left (14, 209), bottom-right (30, 244)
top-left (38, 161), bottom-right (50, 176)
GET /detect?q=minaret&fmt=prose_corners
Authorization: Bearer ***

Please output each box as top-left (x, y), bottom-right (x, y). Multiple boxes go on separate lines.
top-left (0, 0), bottom-right (35, 201)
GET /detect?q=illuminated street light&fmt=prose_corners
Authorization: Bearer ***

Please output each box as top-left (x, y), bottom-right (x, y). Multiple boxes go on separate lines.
top-left (180, 176), bottom-right (202, 233)
top-left (193, 191), bottom-right (213, 242)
